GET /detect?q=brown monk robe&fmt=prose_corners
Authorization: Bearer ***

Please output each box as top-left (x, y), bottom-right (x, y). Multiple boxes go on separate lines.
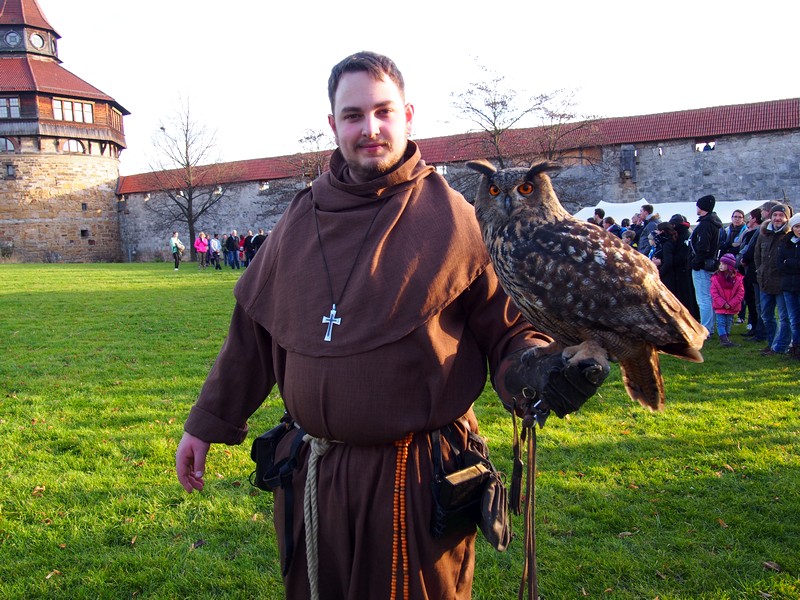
top-left (183, 142), bottom-right (548, 599)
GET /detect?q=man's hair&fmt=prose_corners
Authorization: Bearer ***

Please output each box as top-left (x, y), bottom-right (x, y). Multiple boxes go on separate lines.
top-left (327, 51), bottom-right (405, 113)
top-left (641, 204), bottom-right (654, 215)
top-left (750, 209), bottom-right (763, 224)
top-left (594, 208), bottom-right (605, 219)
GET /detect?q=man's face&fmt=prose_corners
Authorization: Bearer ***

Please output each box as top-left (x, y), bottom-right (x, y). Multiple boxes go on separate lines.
top-left (328, 71), bottom-right (414, 183)
top-left (771, 211), bottom-right (788, 228)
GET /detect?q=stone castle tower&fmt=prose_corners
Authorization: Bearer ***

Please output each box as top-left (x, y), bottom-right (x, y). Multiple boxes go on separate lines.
top-left (0, 0), bottom-right (128, 262)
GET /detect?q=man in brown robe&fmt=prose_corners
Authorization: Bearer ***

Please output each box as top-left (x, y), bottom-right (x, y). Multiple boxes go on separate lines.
top-left (176, 51), bottom-right (606, 599)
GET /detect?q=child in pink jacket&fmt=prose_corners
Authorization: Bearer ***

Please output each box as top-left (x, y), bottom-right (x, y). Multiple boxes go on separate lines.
top-left (711, 253), bottom-right (745, 347)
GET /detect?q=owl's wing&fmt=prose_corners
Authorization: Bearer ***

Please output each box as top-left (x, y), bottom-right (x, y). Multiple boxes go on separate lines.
top-left (498, 217), bottom-right (696, 347)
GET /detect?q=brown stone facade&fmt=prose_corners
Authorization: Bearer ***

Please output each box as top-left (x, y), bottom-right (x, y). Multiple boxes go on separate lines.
top-left (0, 152), bottom-right (121, 262)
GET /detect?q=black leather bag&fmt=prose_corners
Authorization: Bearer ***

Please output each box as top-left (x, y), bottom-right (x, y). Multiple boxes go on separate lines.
top-left (430, 427), bottom-right (511, 551)
top-left (249, 414), bottom-right (296, 491)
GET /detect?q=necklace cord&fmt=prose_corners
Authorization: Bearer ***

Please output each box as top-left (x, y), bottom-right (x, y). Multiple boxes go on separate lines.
top-left (313, 201), bottom-right (385, 308)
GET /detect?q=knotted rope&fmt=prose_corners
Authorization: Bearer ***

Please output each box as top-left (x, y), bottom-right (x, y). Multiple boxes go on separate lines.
top-left (303, 434), bottom-right (333, 600)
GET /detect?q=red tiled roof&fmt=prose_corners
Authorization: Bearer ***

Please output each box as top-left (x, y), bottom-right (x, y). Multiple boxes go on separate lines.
top-left (0, 0), bottom-right (56, 33)
top-left (117, 98), bottom-right (799, 195)
top-left (0, 55), bottom-right (129, 112)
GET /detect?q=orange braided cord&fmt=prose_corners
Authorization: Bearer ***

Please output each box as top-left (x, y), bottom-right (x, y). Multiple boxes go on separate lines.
top-left (390, 433), bottom-right (414, 600)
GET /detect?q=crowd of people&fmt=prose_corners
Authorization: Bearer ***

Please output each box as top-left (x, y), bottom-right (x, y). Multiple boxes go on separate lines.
top-left (170, 228), bottom-right (270, 271)
top-left (590, 198), bottom-right (800, 359)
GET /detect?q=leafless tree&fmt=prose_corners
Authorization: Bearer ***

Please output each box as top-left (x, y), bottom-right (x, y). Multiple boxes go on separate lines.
top-left (297, 129), bottom-right (335, 181)
top-left (450, 65), bottom-right (604, 207)
top-left (253, 129), bottom-right (335, 224)
top-left (145, 99), bottom-right (237, 260)
top-left (450, 64), bottom-right (551, 168)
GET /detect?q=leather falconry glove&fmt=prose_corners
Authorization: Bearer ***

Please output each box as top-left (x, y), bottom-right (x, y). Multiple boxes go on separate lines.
top-left (502, 347), bottom-right (609, 427)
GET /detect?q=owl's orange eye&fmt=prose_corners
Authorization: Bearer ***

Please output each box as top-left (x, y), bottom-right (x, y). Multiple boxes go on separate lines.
top-left (488, 185), bottom-right (501, 197)
top-left (518, 182), bottom-right (534, 195)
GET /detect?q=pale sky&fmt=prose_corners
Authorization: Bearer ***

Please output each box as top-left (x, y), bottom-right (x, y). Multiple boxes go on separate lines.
top-left (37, 0), bottom-right (798, 176)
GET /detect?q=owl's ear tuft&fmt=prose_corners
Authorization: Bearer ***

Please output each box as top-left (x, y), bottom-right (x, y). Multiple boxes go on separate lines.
top-left (527, 161), bottom-right (562, 178)
top-left (466, 159), bottom-right (497, 177)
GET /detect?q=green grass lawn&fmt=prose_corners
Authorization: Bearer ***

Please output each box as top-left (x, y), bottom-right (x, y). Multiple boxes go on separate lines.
top-left (0, 263), bottom-right (797, 599)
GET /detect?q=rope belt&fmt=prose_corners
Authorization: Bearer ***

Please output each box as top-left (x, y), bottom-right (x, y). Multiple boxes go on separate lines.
top-left (301, 432), bottom-right (414, 600)
top-left (303, 434), bottom-right (333, 600)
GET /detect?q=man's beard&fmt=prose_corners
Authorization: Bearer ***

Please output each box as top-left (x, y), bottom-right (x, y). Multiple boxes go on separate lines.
top-left (348, 142), bottom-right (406, 182)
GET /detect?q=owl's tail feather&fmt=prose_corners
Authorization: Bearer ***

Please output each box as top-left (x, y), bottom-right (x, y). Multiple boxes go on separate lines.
top-left (619, 344), bottom-right (664, 411)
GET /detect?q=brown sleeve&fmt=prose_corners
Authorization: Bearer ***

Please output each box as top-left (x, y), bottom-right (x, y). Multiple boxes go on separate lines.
top-left (183, 303), bottom-right (277, 445)
top-left (460, 267), bottom-right (551, 406)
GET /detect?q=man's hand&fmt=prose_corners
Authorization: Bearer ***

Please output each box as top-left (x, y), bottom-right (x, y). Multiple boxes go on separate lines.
top-left (176, 432), bottom-right (211, 493)
top-left (503, 345), bottom-right (609, 426)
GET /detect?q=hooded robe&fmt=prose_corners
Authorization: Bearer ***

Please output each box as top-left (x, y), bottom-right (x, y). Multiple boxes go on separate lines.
top-left (184, 142), bottom-right (546, 599)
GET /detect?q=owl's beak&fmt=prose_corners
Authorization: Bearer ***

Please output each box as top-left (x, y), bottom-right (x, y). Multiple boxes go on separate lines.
top-left (503, 195), bottom-right (513, 215)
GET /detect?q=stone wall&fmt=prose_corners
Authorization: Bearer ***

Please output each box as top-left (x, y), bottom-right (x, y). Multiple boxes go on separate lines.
top-left (9, 128), bottom-right (796, 263)
top-left (601, 130), bottom-right (800, 206)
top-left (0, 153), bottom-right (121, 262)
top-left (118, 179), bottom-right (305, 261)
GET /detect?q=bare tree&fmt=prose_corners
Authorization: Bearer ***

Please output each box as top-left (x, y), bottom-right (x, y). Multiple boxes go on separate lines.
top-left (253, 129), bottom-right (335, 225)
top-left (450, 65), bottom-right (605, 208)
top-left (297, 129), bottom-right (335, 181)
top-left (450, 64), bottom-right (551, 168)
top-left (145, 99), bottom-right (236, 260)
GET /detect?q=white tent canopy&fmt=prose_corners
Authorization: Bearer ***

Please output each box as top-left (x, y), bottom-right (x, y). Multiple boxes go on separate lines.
top-left (573, 198), bottom-right (770, 226)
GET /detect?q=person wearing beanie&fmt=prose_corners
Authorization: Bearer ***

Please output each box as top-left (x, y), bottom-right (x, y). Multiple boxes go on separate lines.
top-left (689, 194), bottom-right (724, 338)
top-left (696, 194), bottom-right (716, 213)
top-left (737, 208), bottom-right (766, 339)
top-left (711, 253), bottom-right (744, 347)
top-left (755, 203), bottom-right (793, 355)
top-left (777, 213), bottom-right (800, 359)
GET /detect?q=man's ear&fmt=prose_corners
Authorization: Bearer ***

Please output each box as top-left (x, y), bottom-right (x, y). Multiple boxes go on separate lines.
top-left (405, 103), bottom-right (414, 136)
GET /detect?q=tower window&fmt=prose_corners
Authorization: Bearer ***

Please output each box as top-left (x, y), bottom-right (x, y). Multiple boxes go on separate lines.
top-left (696, 140), bottom-right (716, 152)
top-left (0, 138), bottom-right (14, 152)
top-left (0, 97), bottom-right (20, 119)
top-left (53, 99), bottom-right (94, 124)
top-left (3, 163), bottom-right (15, 179)
top-left (80, 229), bottom-right (90, 238)
top-left (81, 203), bottom-right (88, 211)
top-left (62, 139), bottom-right (85, 153)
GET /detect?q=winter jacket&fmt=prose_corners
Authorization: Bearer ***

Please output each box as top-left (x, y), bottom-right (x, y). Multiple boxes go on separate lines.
top-left (689, 211), bottom-right (723, 271)
top-left (637, 215), bottom-right (661, 256)
top-left (754, 221), bottom-right (790, 294)
top-left (194, 237), bottom-right (209, 253)
top-left (777, 234), bottom-right (800, 293)
top-left (719, 223), bottom-right (746, 256)
top-left (738, 227), bottom-right (760, 284)
top-left (711, 271), bottom-right (744, 315)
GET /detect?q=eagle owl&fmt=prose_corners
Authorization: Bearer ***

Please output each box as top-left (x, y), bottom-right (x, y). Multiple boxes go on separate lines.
top-left (467, 159), bottom-right (707, 411)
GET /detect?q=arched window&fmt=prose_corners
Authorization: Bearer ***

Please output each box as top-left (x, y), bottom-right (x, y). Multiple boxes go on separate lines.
top-left (62, 139), bottom-right (85, 153)
top-left (0, 137), bottom-right (14, 152)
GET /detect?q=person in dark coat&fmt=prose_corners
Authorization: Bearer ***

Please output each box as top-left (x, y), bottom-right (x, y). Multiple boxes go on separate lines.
top-left (654, 217), bottom-right (699, 319)
top-left (778, 213), bottom-right (800, 359)
top-left (755, 204), bottom-right (793, 355)
top-left (603, 216), bottom-right (622, 238)
top-left (737, 209), bottom-right (765, 339)
top-left (689, 195), bottom-right (723, 338)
